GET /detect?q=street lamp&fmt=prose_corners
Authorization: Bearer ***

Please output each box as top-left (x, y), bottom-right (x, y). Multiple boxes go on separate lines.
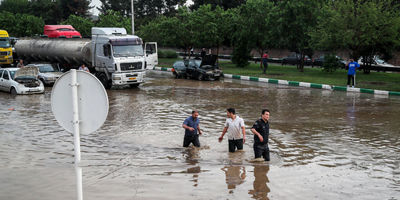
top-left (131, 0), bottom-right (135, 34)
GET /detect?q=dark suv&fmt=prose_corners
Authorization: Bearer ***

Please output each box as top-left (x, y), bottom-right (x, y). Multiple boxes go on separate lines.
top-left (172, 55), bottom-right (222, 81)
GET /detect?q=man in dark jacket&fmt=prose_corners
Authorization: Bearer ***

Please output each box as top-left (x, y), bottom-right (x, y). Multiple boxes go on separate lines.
top-left (251, 109), bottom-right (270, 161)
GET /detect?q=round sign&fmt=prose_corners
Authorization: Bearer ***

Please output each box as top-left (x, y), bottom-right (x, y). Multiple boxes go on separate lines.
top-left (51, 70), bottom-right (109, 134)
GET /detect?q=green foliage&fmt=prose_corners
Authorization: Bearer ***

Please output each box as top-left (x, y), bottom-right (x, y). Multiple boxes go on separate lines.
top-left (311, 0), bottom-right (400, 63)
top-left (0, 11), bottom-right (44, 37)
top-left (96, 10), bottom-right (132, 34)
top-left (61, 15), bottom-right (94, 37)
top-left (59, 0), bottom-right (92, 20)
top-left (274, 0), bottom-right (321, 71)
top-left (158, 50), bottom-right (178, 58)
top-left (232, 39), bottom-right (251, 68)
top-left (322, 54), bottom-right (340, 73)
top-left (191, 0), bottom-right (245, 10)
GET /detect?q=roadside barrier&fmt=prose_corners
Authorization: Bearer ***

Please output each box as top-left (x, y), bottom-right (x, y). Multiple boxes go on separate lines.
top-left (150, 67), bottom-right (400, 97)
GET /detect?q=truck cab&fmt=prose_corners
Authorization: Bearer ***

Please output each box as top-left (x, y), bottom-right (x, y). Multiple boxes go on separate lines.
top-left (0, 30), bottom-right (13, 67)
top-left (91, 27), bottom-right (157, 88)
top-left (44, 25), bottom-right (82, 38)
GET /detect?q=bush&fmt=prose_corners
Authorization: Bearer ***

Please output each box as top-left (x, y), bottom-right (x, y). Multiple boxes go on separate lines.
top-left (158, 49), bottom-right (178, 58)
top-left (322, 54), bottom-right (341, 72)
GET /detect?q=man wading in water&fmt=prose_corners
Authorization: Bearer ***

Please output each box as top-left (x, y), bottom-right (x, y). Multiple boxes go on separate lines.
top-left (182, 110), bottom-right (202, 147)
top-left (218, 108), bottom-right (246, 152)
top-left (251, 109), bottom-right (271, 161)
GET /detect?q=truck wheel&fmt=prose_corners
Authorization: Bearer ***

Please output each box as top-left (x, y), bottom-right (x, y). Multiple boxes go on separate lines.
top-left (10, 87), bottom-right (17, 95)
top-left (129, 84), bottom-right (140, 88)
top-left (97, 73), bottom-right (111, 89)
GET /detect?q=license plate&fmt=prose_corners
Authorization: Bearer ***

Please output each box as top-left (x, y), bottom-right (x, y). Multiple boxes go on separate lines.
top-left (129, 77), bottom-right (137, 80)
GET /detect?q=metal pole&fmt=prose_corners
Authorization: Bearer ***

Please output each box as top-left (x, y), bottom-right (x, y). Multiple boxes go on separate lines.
top-left (71, 69), bottom-right (83, 200)
top-left (131, 0), bottom-right (135, 34)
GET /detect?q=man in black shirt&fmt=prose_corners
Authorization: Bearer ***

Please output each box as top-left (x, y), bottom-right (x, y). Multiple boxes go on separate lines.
top-left (251, 109), bottom-right (270, 161)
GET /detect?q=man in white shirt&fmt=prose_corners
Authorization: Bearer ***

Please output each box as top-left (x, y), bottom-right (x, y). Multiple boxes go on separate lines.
top-left (218, 108), bottom-right (246, 152)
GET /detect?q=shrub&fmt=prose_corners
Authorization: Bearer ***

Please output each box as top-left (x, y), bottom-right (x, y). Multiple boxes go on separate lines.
top-left (322, 54), bottom-right (341, 72)
top-left (158, 49), bottom-right (178, 58)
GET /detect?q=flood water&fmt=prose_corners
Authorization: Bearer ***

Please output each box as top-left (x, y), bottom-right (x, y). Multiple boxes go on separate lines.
top-left (1, 71), bottom-right (400, 200)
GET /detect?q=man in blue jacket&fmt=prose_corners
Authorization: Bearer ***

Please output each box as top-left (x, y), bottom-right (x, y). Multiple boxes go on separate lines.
top-left (347, 59), bottom-right (360, 88)
top-left (182, 110), bottom-right (202, 147)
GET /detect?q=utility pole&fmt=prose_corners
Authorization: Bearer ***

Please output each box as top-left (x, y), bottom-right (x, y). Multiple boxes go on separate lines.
top-left (131, 0), bottom-right (135, 34)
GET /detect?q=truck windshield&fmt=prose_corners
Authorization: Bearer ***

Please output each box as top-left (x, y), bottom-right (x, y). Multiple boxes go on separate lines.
top-left (113, 45), bottom-right (144, 57)
top-left (0, 38), bottom-right (11, 48)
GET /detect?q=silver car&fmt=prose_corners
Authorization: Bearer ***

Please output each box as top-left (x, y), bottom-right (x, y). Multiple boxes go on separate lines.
top-left (26, 63), bottom-right (63, 85)
top-left (0, 67), bottom-right (44, 94)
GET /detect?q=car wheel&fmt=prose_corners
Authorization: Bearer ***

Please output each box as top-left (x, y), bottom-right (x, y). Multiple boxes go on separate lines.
top-left (197, 74), bottom-right (203, 81)
top-left (10, 87), bottom-right (17, 95)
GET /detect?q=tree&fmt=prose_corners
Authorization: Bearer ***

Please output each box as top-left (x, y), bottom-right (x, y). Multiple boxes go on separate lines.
top-left (190, 0), bottom-right (245, 10)
top-left (311, 0), bottom-right (400, 73)
top-left (236, 0), bottom-right (277, 69)
top-left (59, 0), bottom-right (92, 20)
top-left (96, 10), bottom-right (132, 34)
top-left (29, 0), bottom-right (63, 24)
top-left (274, 0), bottom-right (321, 72)
top-left (0, 11), bottom-right (44, 37)
top-left (61, 15), bottom-right (94, 37)
top-left (0, 0), bottom-right (30, 14)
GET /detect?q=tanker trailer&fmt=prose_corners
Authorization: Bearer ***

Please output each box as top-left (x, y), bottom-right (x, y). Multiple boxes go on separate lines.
top-left (14, 27), bottom-right (157, 89)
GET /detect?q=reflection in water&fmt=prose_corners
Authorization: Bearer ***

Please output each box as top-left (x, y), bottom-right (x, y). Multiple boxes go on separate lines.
top-left (248, 165), bottom-right (270, 200)
top-left (221, 165), bottom-right (246, 190)
top-left (183, 147), bottom-right (201, 187)
top-left (1, 75), bottom-right (400, 199)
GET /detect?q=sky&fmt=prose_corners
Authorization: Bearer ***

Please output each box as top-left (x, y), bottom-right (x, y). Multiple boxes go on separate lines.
top-left (89, 0), bottom-right (193, 16)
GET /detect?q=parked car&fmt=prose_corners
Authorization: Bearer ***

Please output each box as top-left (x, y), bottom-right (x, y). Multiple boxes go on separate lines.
top-left (26, 63), bottom-right (63, 85)
top-left (313, 55), bottom-right (346, 68)
top-left (358, 56), bottom-right (395, 68)
top-left (172, 55), bottom-right (222, 81)
top-left (0, 67), bottom-right (44, 95)
top-left (171, 60), bottom-right (189, 79)
top-left (281, 53), bottom-right (313, 66)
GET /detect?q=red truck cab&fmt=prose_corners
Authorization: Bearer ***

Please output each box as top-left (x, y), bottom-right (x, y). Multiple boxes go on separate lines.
top-left (44, 25), bottom-right (82, 38)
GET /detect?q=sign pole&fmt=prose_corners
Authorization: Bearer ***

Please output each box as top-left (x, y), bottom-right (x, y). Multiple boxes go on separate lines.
top-left (71, 69), bottom-right (83, 200)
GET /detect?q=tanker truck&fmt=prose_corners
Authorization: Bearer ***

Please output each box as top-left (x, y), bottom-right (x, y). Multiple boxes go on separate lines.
top-left (14, 27), bottom-right (158, 88)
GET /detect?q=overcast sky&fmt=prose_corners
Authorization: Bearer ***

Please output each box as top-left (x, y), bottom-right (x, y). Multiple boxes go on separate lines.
top-left (89, 0), bottom-right (193, 16)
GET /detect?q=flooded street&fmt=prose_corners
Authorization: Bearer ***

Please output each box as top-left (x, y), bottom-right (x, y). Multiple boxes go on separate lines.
top-left (1, 71), bottom-right (400, 200)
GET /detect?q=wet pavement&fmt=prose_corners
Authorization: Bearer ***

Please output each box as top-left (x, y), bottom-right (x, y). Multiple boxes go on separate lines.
top-left (0, 70), bottom-right (399, 200)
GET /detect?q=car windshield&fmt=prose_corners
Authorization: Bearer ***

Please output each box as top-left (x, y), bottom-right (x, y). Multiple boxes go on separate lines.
top-left (9, 71), bottom-right (16, 79)
top-left (38, 65), bottom-right (58, 72)
top-left (0, 38), bottom-right (11, 48)
top-left (113, 45), bottom-right (144, 57)
top-left (375, 58), bottom-right (386, 64)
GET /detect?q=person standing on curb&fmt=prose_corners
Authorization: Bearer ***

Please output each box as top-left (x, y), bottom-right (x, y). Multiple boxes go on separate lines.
top-left (262, 52), bottom-right (269, 74)
top-left (347, 59), bottom-right (360, 88)
top-left (251, 109), bottom-right (271, 161)
top-left (182, 110), bottom-right (202, 147)
top-left (218, 108), bottom-right (246, 153)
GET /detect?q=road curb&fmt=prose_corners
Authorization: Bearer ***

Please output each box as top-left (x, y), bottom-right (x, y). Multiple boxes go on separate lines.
top-left (150, 67), bottom-right (400, 97)
top-left (224, 74), bottom-right (400, 97)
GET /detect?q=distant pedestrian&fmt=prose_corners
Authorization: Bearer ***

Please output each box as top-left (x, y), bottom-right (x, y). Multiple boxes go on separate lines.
top-left (78, 64), bottom-right (89, 72)
top-left (251, 109), bottom-right (271, 161)
top-left (16, 59), bottom-right (24, 68)
top-left (347, 59), bottom-right (360, 88)
top-left (262, 52), bottom-right (269, 74)
top-left (201, 48), bottom-right (206, 59)
top-left (190, 48), bottom-right (194, 56)
top-left (182, 110), bottom-right (202, 147)
top-left (218, 108), bottom-right (246, 153)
